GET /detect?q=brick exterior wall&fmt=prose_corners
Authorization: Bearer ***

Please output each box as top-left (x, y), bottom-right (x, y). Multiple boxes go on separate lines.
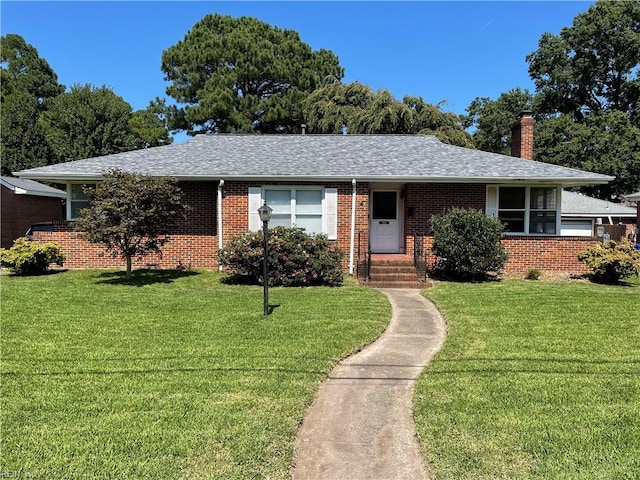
top-left (32, 181), bottom-right (218, 269)
top-left (223, 181), bottom-right (369, 271)
top-left (1, 185), bottom-right (65, 248)
top-left (501, 236), bottom-right (592, 276)
top-left (407, 234), bottom-right (593, 278)
top-left (403, 183), bottom-right (486, 255)
top-left (30, 180), bottom-right (598, 276)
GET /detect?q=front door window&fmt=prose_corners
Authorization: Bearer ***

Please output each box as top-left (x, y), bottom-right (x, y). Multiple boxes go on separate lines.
top-left (370, 191), bottom-right (400, 253)
top-left (372, 192), bottom-right (397, 220)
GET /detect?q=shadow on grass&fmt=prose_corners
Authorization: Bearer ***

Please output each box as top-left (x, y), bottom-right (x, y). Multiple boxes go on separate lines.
top-left (220, 273), bottom-right (258, 286)
top-left (94, 269), bottom-right (200, 286)
top-left (573, 273), bottom-right (640, 287)
top-left (267, 304), bottom-right (281, 315)
top-left (427, 271), bottom-right (504, 283)
top-left (1, 268), bottom-right (69, 277)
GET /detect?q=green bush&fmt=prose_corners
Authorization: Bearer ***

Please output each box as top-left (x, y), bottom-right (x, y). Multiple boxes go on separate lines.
top-left (525, 268), bottom-right (542, 280)
top-left (0, 238), bottom-right (66, 275)
top-left (218, 226), bottom-right (344, 287)
top-left (578, 239), bottom-right (640, 284)
top-left (430, 207), bottom-right (508, 281)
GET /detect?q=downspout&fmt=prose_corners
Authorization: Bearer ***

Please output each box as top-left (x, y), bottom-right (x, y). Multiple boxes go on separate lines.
top-left (349, 178), bottom-right (356, 275)
top-left (218, 179), bottom-right (224, 271)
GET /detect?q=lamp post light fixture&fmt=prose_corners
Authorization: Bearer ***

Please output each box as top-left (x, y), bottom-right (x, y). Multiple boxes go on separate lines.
top-left (257, 202), bottom-right (273, 315)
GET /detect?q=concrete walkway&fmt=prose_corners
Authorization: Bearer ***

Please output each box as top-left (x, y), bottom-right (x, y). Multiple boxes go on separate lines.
top-left (291, 289), bottom-right (447, 480)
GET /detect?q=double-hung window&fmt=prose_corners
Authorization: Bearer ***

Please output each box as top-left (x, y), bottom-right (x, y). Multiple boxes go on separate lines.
top-left (529, 187), bottom-right (557, 234)
top-left (487, 186), bottom-right (560, 235)
top-left (497, 187), bottom-right (526, 232)
top-left (249, 186), bottom-right (337, 239)
top-left (68, 183), bottom-right (96, 220)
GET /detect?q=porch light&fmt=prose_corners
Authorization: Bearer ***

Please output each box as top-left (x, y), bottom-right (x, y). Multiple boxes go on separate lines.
top-left (258, 202), bottom-right (273, 315)
top-left (258, 203), bottom-right (273, 223)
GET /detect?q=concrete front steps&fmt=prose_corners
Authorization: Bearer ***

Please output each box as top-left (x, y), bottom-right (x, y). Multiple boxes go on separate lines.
top-left (361, 254), bottom-right (431, 289)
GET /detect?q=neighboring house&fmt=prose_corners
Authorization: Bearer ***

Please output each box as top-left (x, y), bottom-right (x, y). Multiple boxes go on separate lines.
top-left (561, 191), bottom-right (637, 237)
top-left (15, 113), bottom-right (614, 276)
top-left (624, 192), bottom-right (640, 236)
top-left (1, 176), bottom-right (66, 249)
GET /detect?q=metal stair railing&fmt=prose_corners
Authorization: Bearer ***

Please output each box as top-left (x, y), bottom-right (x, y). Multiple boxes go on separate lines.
top-left (356, 231), bottom-right (371, 282)
top-left (412, 229), bottom-right (429, 281)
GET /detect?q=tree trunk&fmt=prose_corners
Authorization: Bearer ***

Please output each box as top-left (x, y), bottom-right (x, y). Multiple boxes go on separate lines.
top-left (126, 255), bottom-right (132, 280)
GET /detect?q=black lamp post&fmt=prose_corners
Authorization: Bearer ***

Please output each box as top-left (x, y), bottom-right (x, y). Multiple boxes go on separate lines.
top-left (257, 202), bottom-right (273, 315)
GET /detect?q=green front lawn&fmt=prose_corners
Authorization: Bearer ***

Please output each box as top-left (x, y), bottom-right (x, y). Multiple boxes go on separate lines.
top-left (416, 279), bottom-right (640, 479)
top-left (0, 270), bottom-right (390, 479)
top-left (4, 270), bottom-right (639, 479)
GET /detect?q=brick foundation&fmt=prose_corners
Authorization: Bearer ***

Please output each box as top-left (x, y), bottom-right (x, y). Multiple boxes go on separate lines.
top-left (32, 228), bottom-right (219, 270)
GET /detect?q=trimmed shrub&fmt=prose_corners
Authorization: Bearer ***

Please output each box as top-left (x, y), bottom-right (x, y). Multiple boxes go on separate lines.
top-left (578, 239), bottom-right (640, 284)
top-left (218, 227), bottom-right (344, 287)
top-left (430, 207), bottom-right (508, 281)
top-left (0, 238), bottom-right (66, 275)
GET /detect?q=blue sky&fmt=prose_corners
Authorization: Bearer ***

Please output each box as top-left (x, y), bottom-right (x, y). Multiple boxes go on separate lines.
top-left (2, 1), bottom-right (593, 140)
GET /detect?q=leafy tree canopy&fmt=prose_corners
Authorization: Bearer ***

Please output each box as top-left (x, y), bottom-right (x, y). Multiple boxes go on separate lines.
top-left (465, 1), bottom-right (640, 198)
top-left (75, 170), bottom-right (187, 280)
top-left (1, 90), bottom-right (53, 175)
top-left (161, 14), bottom-right (344, 134)
top-left (129, 98), bottom-right (174, 149)
top-left (1, 33), bottom-right (65, 102)
top-left (405, 95), bottom-right (474, 148)
top-left (535, 111), bottom-right (640, 199)
top-left (527, 0), bottom-right (640, 121)
top-left (2, 35), bottom-right (172, 174)
top-left (302, 81), bottom-right (473, 147)
top-left (1, 34), bottom-right (63, 175)
top-left (39, 84), bottom-right (139, 163)
top-left (463, 88), bottom-right (535, 155)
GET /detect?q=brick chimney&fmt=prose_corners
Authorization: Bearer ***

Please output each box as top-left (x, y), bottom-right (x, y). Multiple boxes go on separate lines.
top-left (511, 111), bottom-right (535, 160)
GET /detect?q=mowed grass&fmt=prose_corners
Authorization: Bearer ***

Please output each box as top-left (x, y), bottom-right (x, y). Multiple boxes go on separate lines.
top-left (0, 269), bottom-right (390, 479)
top-left (415, 278), bottom-right (640, 480)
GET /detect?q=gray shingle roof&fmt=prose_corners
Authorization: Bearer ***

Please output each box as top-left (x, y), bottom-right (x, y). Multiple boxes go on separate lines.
top-left (15, 134), bottom-right (613, 186)
top-left (561, 190), bottom-right (636, 217)
top-left (624, 191), bottom-right (640, 202)
top-left (0, 176), bottom-right (66, 198)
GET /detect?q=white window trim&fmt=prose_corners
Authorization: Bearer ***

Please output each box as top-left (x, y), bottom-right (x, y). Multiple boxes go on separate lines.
top-left (486, 185), bottom-right (562, 236)
top-left (248, 186), bottom-right (338, 240)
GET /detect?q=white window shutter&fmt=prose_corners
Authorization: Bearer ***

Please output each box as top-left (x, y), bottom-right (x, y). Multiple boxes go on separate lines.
top-left (325, 188), bottom-right (338, 240)
top-left (486, 186), bottom-right (498, 219)
top-left (248, 187), bottom-right (262, 231)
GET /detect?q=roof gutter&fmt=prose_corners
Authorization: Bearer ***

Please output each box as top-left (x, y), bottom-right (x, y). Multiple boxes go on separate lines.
top-left (563, 212), bottom-right (637, 218)
top-left (14, 172), bottom-right (615, 187)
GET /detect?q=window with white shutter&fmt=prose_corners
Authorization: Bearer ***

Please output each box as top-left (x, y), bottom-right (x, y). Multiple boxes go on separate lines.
top-left (248, 186), bottom-right (337, 239)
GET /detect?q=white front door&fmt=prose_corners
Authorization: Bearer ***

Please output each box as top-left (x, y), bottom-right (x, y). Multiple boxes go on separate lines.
top-left (370, 191), bottom-right (400, 253)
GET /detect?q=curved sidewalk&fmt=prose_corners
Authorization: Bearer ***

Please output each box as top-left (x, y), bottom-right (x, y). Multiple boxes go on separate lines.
top-left (292, 288), bottom-right (447, 480)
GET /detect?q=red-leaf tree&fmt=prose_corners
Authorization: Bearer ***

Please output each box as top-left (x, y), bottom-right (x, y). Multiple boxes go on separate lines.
top-left (75, 169), bottom-right (187, 279)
